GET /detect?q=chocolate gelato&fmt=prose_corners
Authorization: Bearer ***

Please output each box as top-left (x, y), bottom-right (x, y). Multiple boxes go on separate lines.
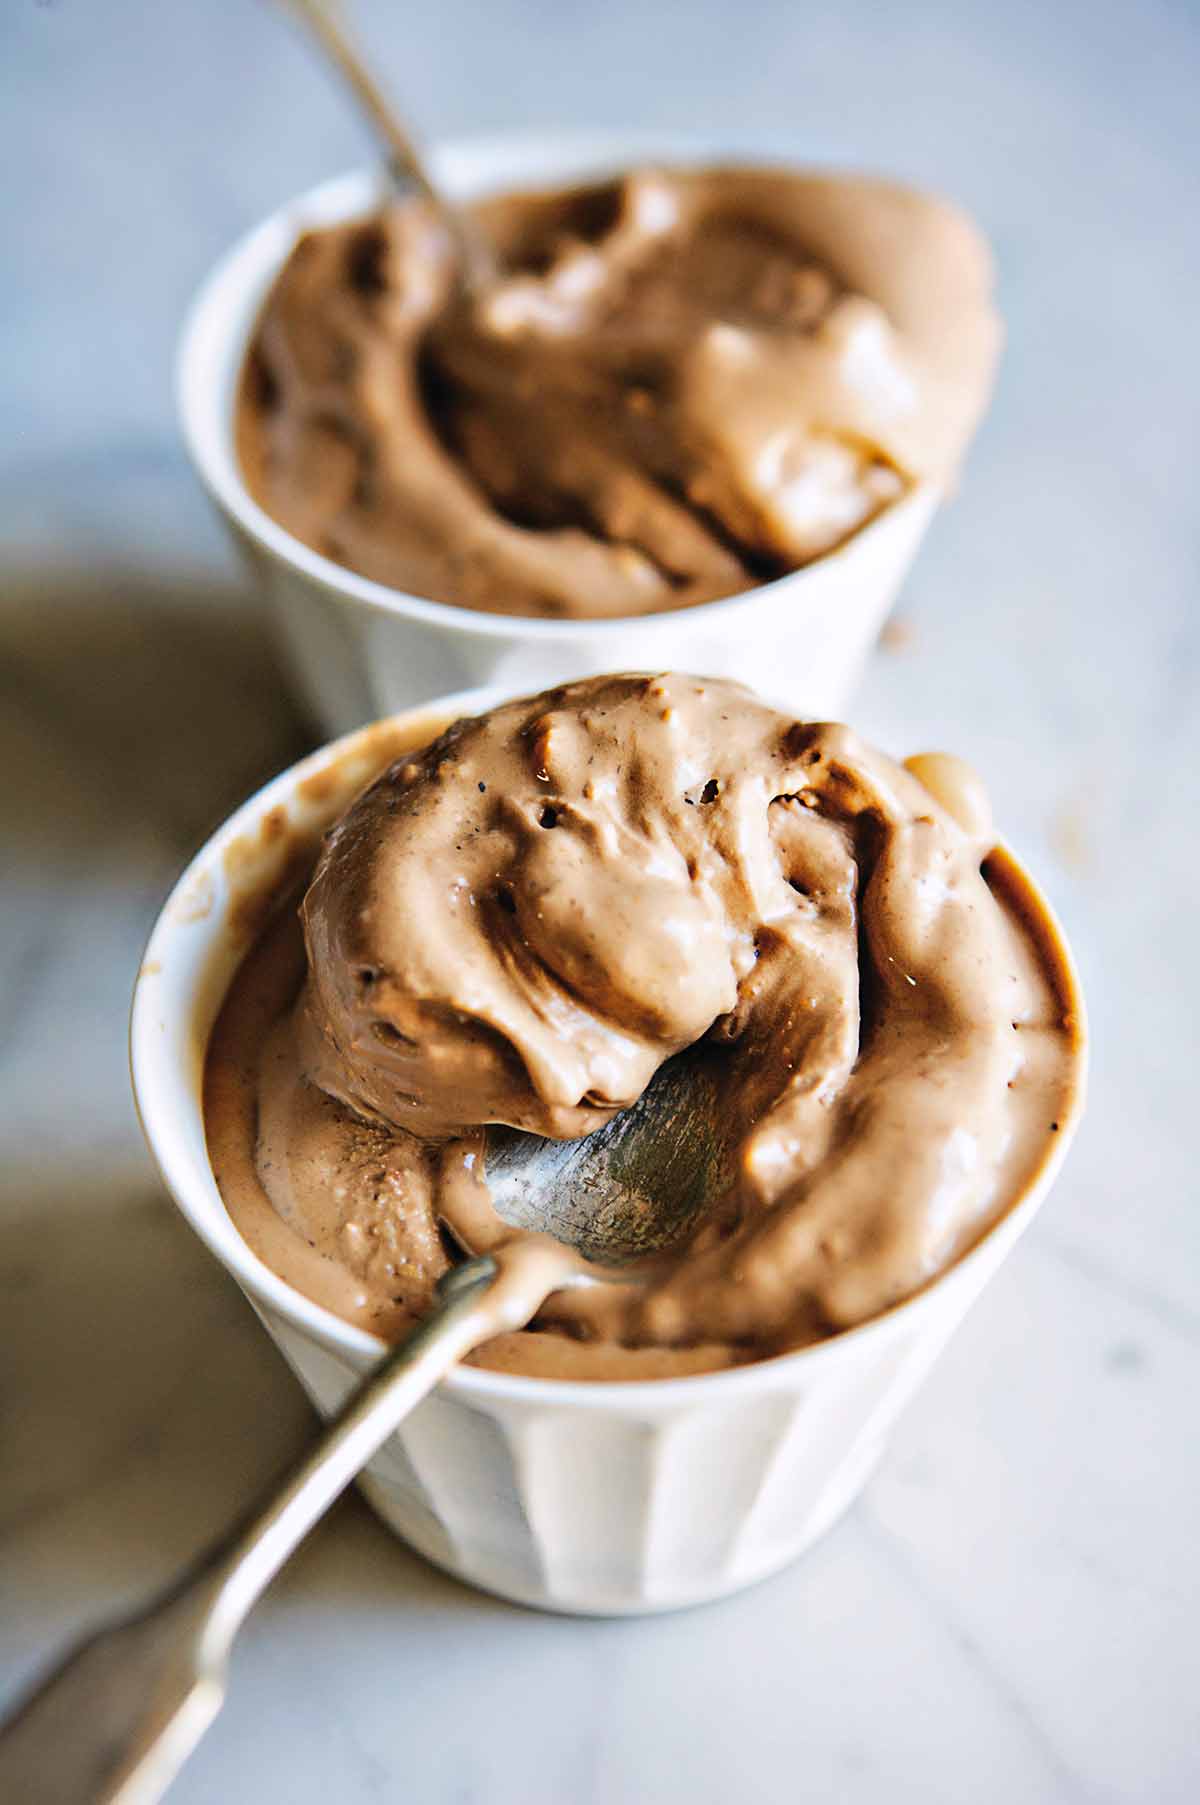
top-left (205, 676), bottom-right (1081, 1378)
top-left (236, 166), bottom-right (999, 618)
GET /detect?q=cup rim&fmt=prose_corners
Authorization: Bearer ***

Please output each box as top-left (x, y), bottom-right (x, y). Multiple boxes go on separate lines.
top-left (175, 128), bottom-right (937, 646)
top-left (130, 691), bottom-right (1088, 1410)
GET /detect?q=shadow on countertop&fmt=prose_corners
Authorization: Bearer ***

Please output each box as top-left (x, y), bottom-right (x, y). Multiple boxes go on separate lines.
top-left (0, 568), bottom-right (515, 1717)
top-left (0, 569), bottom-right (313, 861)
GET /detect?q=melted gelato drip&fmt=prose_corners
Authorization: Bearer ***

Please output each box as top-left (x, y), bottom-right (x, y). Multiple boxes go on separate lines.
top-left (205, 676), bottom-right (1081, 1378)
top-left (236, 166), bottom-right (999, 618)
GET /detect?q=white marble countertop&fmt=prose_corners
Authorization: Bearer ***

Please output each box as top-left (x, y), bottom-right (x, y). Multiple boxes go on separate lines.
top-left (2, 1), bottom-right (1197, 1799)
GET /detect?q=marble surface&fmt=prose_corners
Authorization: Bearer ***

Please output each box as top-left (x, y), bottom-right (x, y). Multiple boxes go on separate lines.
top-left (2, 0), bottom-right (1197, 1799)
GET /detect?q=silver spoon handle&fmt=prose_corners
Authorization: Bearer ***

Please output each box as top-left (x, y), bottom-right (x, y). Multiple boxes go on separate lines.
top-left (0, 1255), bottom-right (504, 1805)
top-left (280, 0), bottom-right (496, 289)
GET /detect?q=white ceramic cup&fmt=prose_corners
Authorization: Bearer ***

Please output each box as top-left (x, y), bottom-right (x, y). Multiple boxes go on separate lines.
top-left (130, 689), bottom-right (1086, 1616)
top-left (177, 132), bottom-right (941, 737)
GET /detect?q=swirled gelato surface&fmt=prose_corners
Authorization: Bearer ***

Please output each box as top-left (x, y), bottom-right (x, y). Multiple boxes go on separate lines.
top-left (204, 676), bottom-right (1081, 1378)
top-left (236, 166), bottom-right (999, 618)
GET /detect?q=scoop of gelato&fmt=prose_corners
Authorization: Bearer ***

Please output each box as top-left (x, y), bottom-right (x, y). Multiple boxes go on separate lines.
top-left (237, 166), bottom-right (999, 618)
top-left (256, 675), bottom-right (1078, 1357)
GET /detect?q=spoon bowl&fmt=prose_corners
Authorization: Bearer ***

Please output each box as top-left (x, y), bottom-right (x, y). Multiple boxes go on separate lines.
top-left (486, 1044), bottom-right (735, 1264)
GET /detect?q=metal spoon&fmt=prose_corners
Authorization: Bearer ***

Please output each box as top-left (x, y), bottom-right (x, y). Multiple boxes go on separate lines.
top-left (0, 1048), bottom-right (725, 1804)
top-left (279, 0), bottom-right (497, 290)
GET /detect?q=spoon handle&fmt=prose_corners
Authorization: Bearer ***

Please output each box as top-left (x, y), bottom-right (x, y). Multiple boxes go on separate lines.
top-left (0, 1255), bottom-right (504, 1805)
top-left (280, 0), bottom-right (496, 289)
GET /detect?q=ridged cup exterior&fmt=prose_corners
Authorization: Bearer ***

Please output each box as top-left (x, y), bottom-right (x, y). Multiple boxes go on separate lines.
top-left (178, 139), bottom-right (938, 738)
top-left (252, 1247), bottom-right (988, 1615)
top-left (226, 492), bottom-right (935, 739)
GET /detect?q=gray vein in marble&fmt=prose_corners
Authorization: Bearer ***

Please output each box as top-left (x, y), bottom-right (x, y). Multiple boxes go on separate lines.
top-left (854, 1507), bottom-right (1098, 1803)
top-left (1030, 1230), bottom-right (1200, 1350)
